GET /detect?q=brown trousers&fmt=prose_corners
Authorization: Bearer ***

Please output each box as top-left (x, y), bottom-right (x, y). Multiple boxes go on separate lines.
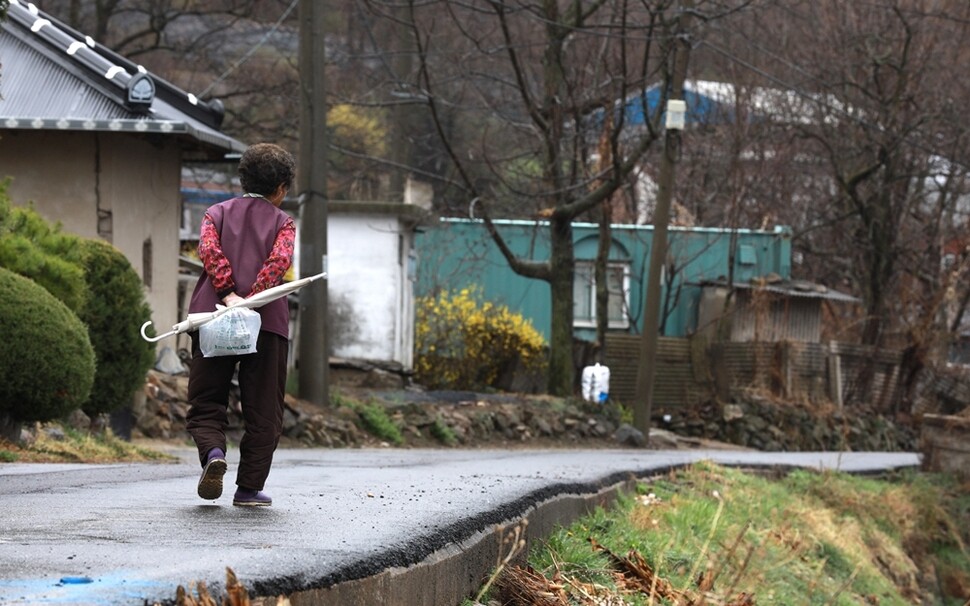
top-left (186, 330), bottom-right (287, 491)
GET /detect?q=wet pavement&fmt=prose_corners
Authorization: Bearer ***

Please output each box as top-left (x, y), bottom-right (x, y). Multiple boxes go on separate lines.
top-left (0, 447), bottom-right (921, 605)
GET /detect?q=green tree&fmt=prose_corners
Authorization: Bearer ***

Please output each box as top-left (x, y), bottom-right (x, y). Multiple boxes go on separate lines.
top-left (77, 239), bottom-right (155, 418)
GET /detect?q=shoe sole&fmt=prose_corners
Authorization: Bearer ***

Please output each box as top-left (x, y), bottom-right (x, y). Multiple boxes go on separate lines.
top-left (197, 458), bottom-right (227, 500)
top-left (232, 499), bottom-right (272, 507)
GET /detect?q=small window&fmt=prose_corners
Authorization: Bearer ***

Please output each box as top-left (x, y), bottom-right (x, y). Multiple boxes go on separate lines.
top-left (573, 261), bottom-right (630, 329)
top-left (738, 244), bottom-right (757, 266)
top-left (142, 237), bottom-right (153, 288)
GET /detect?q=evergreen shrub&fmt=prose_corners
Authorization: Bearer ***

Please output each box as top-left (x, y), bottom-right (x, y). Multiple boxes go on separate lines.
top-left (414, 288), bottom-right (547, 390)
top-left (0, 181), bottom-right (86, 310)
top-left (77, 239), bottom-right (155, 417)
top-left (0, 267), bottom-right (95, 422)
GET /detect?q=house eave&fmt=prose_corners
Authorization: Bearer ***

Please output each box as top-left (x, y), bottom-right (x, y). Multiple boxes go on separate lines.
top-left (0, 117), bottom-right (246, 158)
top-left (328, 201), bottom-right (435, 226)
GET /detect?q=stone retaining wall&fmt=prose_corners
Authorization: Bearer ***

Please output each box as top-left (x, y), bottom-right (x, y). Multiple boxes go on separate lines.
top-left (136, 371), bottom-right (917, 453)
top-left (655, 393), bottom-right (918, 452)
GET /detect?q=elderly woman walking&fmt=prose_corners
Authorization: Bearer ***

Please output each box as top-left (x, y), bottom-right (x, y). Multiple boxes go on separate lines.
top-left (186, 142), bottom-right (297, 507)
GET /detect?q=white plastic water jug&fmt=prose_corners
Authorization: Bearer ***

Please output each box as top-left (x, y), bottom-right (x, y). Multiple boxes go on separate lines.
top-left (581, 363), bottom-right (610, 403)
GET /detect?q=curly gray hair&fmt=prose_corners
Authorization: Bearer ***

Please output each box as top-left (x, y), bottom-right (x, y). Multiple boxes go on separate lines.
top-left (238, 143), bottom-right (295, 196)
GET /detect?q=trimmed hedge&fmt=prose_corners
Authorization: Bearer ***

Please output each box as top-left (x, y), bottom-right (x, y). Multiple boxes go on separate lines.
top-left (0, 184), bottom-right (155, 417)
top-left (77, 239), bottom-right (155, 417)
top-left (0, 267), bottom-right (95, 422)
top-left (0, 184), bottom-right (87, 311)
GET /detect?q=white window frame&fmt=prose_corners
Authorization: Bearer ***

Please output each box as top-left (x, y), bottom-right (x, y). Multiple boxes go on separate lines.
top-left (573, 261), bottom-right (631, 329)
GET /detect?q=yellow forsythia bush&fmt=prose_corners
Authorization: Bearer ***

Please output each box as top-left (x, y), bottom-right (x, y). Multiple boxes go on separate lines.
top-left (415, 288), bottom-right (547, 390)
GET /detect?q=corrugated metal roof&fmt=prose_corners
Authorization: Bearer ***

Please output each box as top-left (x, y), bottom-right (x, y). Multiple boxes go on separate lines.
top-left (1, 32), bottom-right (131, 119)
top-left (444, 217), bottom-right (793, 237)
top-left (697, 278), bottom-right (860, 304)
top-left (0, 0), bottom-right (245, 157)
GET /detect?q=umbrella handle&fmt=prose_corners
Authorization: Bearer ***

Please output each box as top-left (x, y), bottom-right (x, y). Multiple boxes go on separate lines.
top-left (140, 320), bottom-right (176, 343)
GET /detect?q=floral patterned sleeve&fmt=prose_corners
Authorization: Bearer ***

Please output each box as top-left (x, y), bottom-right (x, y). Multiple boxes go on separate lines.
top-left (250, 218), bottom-right (296, 295)
top-left (197, 213), bottom-right (236, 298)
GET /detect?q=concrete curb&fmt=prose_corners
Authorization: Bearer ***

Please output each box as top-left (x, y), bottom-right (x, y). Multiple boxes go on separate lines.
top-left (275, 454), bottom-right (921, 606)
top-left (286, 476), bottom-right (640, 606)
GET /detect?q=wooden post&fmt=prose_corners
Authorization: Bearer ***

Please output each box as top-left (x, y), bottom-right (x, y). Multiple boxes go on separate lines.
top-left (828, 340), bottom-right (843, 410)
top-left (633, 0), bottom-right (693, 439)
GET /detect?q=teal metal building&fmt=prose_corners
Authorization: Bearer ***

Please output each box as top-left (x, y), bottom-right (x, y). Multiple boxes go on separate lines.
top-left (415, 218), bottom-right (792, 342)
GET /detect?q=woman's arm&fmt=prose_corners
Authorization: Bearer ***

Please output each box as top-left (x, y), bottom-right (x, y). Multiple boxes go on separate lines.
top-left (198, 213), bottom-right (237, 302)
top-left (249, 218), bottom-right (296, 295)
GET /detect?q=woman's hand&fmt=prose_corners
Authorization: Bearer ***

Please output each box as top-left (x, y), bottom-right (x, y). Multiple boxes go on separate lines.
top-left (222, 292), bottom-right (245, 307)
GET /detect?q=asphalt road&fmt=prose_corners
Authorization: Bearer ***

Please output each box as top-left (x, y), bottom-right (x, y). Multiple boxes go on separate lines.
top-left (0, 447), bottom-right (921, 605)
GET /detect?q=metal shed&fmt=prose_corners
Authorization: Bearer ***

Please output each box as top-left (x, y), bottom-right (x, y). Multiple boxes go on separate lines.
top-left (695, 278), bottom-right (860, 343)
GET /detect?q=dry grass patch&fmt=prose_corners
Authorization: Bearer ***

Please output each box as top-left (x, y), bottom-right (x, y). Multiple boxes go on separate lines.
top-left (470, 462), bottom-right (970, 606)
top-left (0, 424), bottom-right (174, 463)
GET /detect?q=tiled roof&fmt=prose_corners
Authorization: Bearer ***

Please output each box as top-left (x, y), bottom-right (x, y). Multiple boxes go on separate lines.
top-left (0, 0), bottom-right (245, 158)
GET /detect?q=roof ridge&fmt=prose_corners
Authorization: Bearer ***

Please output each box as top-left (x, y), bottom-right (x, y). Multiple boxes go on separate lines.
top-left (5, 0), bottom-right (225, 129)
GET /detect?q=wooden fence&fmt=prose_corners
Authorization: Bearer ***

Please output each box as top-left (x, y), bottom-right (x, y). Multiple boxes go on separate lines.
top-left (603, 335), bottom-right (902, 409)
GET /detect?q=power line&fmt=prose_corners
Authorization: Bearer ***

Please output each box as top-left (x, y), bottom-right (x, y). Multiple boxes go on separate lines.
top-left (199, 0), bottom-right (299, 99)
top-left (696, 37), bottom-right (959, 161)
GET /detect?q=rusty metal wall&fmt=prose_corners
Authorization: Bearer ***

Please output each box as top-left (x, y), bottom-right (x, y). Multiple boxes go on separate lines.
top-left (729, 294), bottom-right (822, 343)
top-left (604, 335), bottom-right (901, 409)
top-left (830, 342), bottom-right (902, 409)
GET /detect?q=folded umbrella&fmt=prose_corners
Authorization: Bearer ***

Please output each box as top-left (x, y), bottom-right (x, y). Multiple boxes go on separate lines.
top-left (140, 271), bottom-right (327, 343)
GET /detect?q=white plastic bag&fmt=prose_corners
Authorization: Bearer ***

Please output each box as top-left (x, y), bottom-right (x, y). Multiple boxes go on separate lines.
top-left (199, 306), bottom-right (261, 357)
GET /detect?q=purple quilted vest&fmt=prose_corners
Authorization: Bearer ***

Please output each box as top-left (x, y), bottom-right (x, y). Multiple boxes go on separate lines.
top-left (189, 196), bottom-right (291, 338)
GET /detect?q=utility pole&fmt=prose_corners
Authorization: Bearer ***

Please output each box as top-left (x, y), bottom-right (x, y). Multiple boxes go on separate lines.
top-left (633, 1), bottom-right (693, 439)
top-left (388, 7), bottom-right (414, 202)
top-left (297, 0), bottom-right (329, 405)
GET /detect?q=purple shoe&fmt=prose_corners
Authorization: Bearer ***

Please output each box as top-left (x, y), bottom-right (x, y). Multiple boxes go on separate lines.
top-left (197, 448), bottom-right (227, 500)
top-left (233, 488), bottom-right (272, 507)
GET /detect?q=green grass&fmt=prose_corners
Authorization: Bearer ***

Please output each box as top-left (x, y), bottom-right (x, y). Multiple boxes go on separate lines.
top-left (330, 390), bottom-right (408, 445)
top-left (329, 390), bottom-right (357, 410)
top-left (430, 416), bottom-right (458, 445)
top-left (357, 402), bottom-right (404, 445)
top-left (468, 462), bottom-right (970, 605)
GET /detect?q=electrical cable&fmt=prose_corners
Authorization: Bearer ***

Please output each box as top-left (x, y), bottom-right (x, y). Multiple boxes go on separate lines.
top-left (199, 0), bottom-right (299, 99)
top-left (696, 37), bottom-right (958, 161)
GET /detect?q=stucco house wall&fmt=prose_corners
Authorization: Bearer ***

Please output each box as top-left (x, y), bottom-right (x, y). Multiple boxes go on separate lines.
top-left (0, 130), bottom-right (182, 331)
top-left (327, 202), bottom-right (427, 368)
